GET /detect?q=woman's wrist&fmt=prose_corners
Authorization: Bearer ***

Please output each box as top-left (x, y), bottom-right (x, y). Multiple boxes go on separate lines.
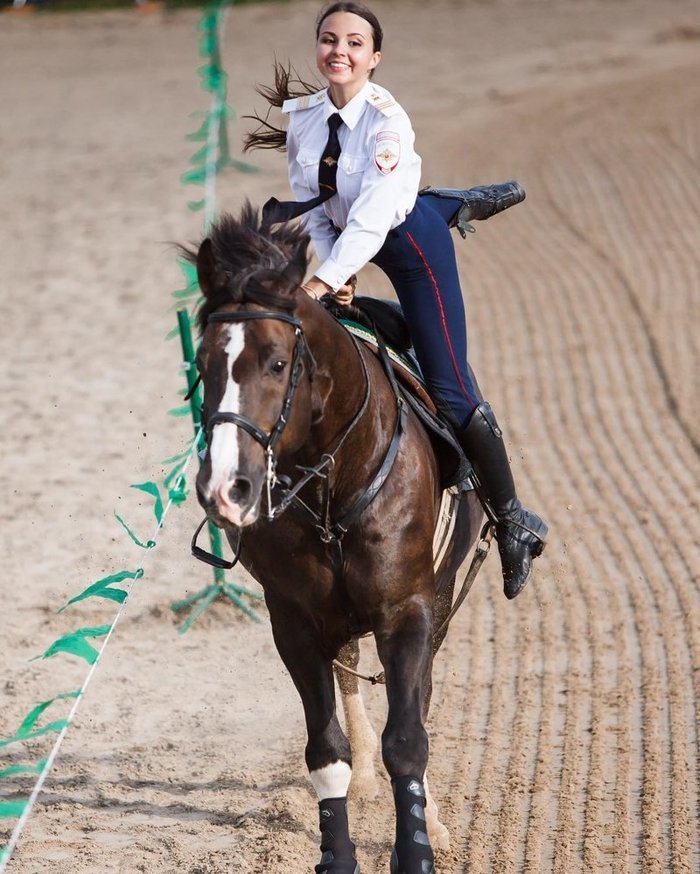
top-left (301, 276), bottom-right (333, 300)
top-left (301, 285), bottom-right (322, 301)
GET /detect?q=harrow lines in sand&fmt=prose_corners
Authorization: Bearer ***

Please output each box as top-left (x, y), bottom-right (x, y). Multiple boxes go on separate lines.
top-left (544, 139), bottom-right (700, 597)
top-left (426, 573), bottom-right (499, 871)
top-left (453, 583), bottom-right (517, 870)
top-left (526, 151), bottom-right (698, 869)
top-left (515, 214), bottom-right (657, 870)
top-left (602, 132), bottom-right (700, 443)
top-left (542, 140), bottom-right (700, 575)
top-left (667, 115), bottom-right (700, 166)
top-left (547, 125), bottom-right (700, 459)
top-left (489, 581), bottom-right (552, 873)
top-left (487, 220), bottom-right (629, 871)
top-left (547, 135), bottom-right (699, 471)
top-left (483, 262), bottom-right (593, 871)
top-left (588, 135), bottom-right (699, 447)
top-left (547, 143), bottom-right (700, 870)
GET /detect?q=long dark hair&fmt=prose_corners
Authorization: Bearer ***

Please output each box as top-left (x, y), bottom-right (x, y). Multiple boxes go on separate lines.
top-left (243, 2), bottom-right (383, 153)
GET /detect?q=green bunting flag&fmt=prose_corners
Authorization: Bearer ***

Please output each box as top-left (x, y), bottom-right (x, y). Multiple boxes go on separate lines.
top-left (168, 403), bottom-right (192, 418)
top-left (113, 514), bottom-right (157, 549)
top-left (0, 802), bottom-right (27, 820)
top-left (59, 570), bottom-right (144, 613)
top-left (172, 260), bottom-right (200, 302)
top-left (0, 692), bottom-right (79, 749)
top-left (130, 482), bottom-right (164, 524)
top-left (163, 465), bottom-right (188, 505)
top-left (32, 626), bottom-right (112, 666)
top-left (0, 760), bottom-right (48, 781)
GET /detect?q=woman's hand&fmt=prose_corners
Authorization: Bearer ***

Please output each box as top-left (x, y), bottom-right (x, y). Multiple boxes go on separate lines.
top-left (333, 274), bottom-right (357, 306)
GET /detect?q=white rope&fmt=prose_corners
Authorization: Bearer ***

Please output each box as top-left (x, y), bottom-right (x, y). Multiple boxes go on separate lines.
top-left (0, 428), bottom-right (203, 872)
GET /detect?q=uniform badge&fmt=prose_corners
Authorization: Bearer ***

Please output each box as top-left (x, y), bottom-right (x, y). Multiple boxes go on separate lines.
top-left (374, 131), bottom-right (400, 175)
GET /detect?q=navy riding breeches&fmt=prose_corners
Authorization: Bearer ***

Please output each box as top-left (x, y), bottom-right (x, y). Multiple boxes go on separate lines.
top-left (371, 194), bottom-right (480, 428)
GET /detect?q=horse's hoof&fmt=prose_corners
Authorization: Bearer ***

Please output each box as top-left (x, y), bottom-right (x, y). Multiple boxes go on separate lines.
top-left (428, 819), bottom-right (450, 851)
top-left (315, 859), bottom-right (360, 874)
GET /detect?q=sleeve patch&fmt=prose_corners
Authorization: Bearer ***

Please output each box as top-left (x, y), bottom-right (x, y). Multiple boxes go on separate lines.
top-left (374, 131), bottom-right (401, 175)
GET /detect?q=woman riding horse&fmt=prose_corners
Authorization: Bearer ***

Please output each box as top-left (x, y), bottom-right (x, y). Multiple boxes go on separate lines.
top-left (191, 3), bottom-right (550, 871)
top-left (245, 1), bottom-right (548, 604)
top-left (190, 207), bottom-right (484, 873)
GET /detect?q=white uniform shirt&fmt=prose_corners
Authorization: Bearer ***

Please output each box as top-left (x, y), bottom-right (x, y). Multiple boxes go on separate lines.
top-left (283, 81), bottom-right (422, 291)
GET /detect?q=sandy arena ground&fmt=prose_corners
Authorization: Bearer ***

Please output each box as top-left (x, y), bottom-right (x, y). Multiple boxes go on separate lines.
top-left (1, 0), bottom-right (699, 871)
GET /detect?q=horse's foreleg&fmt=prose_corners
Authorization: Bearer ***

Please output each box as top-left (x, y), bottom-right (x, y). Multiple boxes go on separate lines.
top-left (335, 640), bottom-right (379, 800)
top-left (268, 602), bottom-right (359, 874)
top-left (420, 682), bottom-right (450, 851)
top-left (375, 597), bottom-right (436, 874)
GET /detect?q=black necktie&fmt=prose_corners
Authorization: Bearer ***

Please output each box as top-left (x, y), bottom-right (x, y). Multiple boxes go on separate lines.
top-left (263, 113), bottom-right (343, 225)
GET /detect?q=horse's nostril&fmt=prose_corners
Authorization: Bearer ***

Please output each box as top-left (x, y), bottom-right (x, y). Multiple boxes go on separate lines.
top-left (196, 482), bottom-right (209, 507)
top-left (229, 477), bottom-right (253, 504)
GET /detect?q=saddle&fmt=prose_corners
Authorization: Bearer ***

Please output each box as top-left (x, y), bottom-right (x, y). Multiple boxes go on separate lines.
top-left (325, 296), bottom-right (473, 489)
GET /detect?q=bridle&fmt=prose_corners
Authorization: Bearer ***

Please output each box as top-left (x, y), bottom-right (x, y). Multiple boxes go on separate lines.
top-left (205, 309), bottom-right (310, 518)
top-left (192, 305), bottom-right (380, 568)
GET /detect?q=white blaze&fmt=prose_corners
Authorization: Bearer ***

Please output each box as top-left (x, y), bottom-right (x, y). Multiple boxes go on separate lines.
top-left (207, 324), bottom-right (245, 491)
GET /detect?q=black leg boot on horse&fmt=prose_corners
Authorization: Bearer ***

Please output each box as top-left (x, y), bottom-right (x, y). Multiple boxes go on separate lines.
top-left (315, 797), bottom-right (360, 874)
top-left (389, 776), bottom-right (435, 874)
top-left (458, 401), bottom-right (548, 599)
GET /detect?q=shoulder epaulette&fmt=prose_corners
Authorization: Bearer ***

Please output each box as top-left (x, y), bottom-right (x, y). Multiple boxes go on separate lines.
top-left (282, 89), bottom-right (327, 114)
top-left (366, 88), bottom-right (400, 117)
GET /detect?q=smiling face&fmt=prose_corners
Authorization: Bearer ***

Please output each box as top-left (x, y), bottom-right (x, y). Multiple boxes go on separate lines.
top-left (316, 11), bottom-right (382, 106)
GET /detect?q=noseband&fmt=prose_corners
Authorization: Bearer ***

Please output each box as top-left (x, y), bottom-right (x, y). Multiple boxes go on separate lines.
top-left (205, 309), bottom-right (310, 519)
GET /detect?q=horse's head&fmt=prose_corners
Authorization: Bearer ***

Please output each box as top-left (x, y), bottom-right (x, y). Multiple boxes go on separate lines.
top-left (189, 206), bottom-right (318, 528)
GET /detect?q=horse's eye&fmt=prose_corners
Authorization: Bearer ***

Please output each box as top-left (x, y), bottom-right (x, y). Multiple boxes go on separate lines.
top-left (270, 359), bottom-right (287, 375)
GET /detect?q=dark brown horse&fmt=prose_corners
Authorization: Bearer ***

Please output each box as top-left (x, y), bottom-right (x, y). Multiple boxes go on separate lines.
top-left (185, 205), bottom-right (483, 874)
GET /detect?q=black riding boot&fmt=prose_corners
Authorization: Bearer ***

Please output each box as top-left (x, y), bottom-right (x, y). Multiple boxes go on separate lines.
top-left (458, 402), bottom-right (547, 599)
top-left (419, 180), bottom-right (525, 236)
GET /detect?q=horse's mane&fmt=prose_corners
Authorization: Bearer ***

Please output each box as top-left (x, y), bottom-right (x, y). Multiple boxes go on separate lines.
top-left (179, 203), bottom-right (310, 333)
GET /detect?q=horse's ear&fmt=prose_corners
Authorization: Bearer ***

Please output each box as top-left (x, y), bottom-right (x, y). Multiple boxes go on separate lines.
top-left (196, 238), bottom-right (221, 299)
top-left (282, 237), bottom-right (310, 292)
